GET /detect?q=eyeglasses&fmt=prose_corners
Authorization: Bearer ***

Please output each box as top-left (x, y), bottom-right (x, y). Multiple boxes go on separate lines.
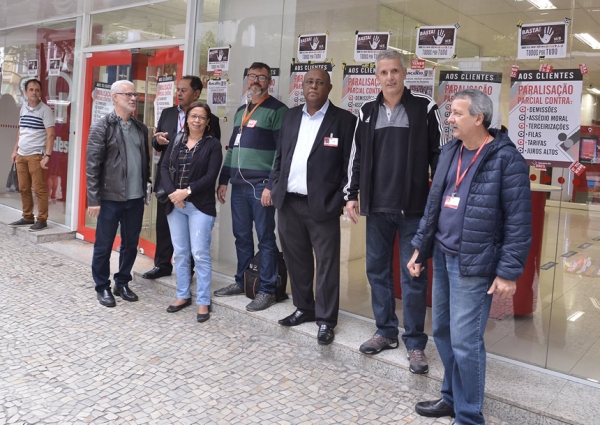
top-left (116, 92), bottom-right (139, 98)
top-left (247, 74), bottom-right (269, 82)
top-left (303, 79), bottom-right (327, 87)
top-left (189, 114), bottom-right (208, 122)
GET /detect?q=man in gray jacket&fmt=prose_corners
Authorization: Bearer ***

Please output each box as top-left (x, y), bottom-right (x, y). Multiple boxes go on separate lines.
top-left (86, 80), bottom-right (150, 308)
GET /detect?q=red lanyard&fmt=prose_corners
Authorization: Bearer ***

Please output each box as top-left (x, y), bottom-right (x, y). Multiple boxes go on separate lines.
top-left (453, 134), bottom-right (490, 196)
top-left (241, 94), bottom-right (269, 128)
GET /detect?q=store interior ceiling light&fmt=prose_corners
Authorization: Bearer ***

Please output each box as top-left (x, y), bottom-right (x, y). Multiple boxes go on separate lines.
top-left (567, 311), bottom-right (585, 322)
top-left (527, 0), bottom-right (556, 9)
top-left (587, 88), bottom-right (600, 95)
top-left (574, 33), bottom-right (600, 49)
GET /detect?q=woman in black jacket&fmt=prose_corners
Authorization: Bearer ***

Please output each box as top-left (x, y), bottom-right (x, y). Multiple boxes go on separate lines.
top-left (160, 101), bottom-right (222, 322)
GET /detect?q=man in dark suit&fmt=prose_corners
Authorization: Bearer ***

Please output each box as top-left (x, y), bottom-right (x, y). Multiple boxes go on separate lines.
top-left (142, 75), bottom-right (221, 280)
top-left (271, 68), bottom-right (357, 346)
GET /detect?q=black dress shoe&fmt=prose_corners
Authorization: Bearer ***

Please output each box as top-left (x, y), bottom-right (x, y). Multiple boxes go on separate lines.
top-left (317, 325), bottom-right (335, 346)
top-left (166, 298), bottom-right (192, 313)
top-left (113, 286), bottom-right (139, 302)
top-left (97, 289), bottom-right (116, 307)
top-left (196, 312), bottom-right (210, 323)
top-left (415, 398), bottom-right (455, 418)
top-left (142, 267), bottom-right (172, 280)
top-left (278, 309), bottom-right (316, 327)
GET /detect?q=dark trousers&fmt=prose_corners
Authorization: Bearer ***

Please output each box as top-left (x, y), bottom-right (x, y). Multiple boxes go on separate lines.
top-left (154, 199), bottom-right (174, 272)
top-left (92, 198), bottom-right (144, 292)
top-left (231, 184), bottom-right (278, 295)
top-left (278, 194), bottom-right (340, 327)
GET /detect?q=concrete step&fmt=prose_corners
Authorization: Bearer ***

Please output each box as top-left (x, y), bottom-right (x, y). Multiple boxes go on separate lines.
top-left (0, 205), bottom-right (76, 243)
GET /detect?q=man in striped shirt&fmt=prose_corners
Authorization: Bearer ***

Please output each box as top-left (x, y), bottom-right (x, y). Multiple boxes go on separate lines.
top-left (10, 78), bottom-right (55, 232)
top-left (214, 62), bottom-right (288, 312)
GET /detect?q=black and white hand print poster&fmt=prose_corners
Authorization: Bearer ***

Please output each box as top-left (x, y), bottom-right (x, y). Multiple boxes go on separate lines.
top-left (415, 25), bottom-right (457, 58)
top-left (207, 47), bottom-right (230, 71)
top-left (518, 22), bottom-right (568, 60)
top-left (297, 33), bottom-right (328, 63)
top-left (354, 32), bottom-right (389, 63)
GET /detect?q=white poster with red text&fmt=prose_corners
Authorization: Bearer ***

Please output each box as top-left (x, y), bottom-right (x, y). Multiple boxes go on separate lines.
top-left (508, 69), bottom-right (582, 168)
top-left (91, 82), bottom-right (113, 125)
top-left (341, 65), bottom-right (379, 117)
top-left (154, 75), bottom-right (174, 125)
top-left (207, 79), bottom-right (228, 107)
top-left (405, 68), bottom-right (435, 98)
top-left (437, 71), bottom-right (503, 142)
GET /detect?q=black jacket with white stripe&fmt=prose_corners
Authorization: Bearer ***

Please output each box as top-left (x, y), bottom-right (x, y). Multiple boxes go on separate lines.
top-left (343, 88), bottom-right (443, 217)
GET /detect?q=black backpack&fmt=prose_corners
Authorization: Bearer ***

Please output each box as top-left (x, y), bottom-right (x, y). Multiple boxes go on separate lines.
top-left (243, 251), bottom-right (289, 302)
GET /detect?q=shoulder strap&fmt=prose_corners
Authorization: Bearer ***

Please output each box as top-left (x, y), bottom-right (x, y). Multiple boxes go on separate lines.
top-left (169, 132), bottom-right (185, 168)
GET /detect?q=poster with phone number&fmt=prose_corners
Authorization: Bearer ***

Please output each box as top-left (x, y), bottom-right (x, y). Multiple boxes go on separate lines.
top-left (508, 69), bottom-right (582, 168)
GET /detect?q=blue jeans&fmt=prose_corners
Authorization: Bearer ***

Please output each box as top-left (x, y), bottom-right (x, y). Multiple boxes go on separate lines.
top-left (366, 213), bottom-right (428, 350)
top-left (167, 202), bottom-right (215, 306)
top-left (231, 184), bottom-right (278, 295)
top-left (92, 198), bottom-right (144, 292)
top-left (433, 245), bottom-right (493, 425)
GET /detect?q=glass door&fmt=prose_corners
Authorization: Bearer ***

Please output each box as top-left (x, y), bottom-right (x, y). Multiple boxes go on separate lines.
top-left (77, 47), bottom-right (183, 259)
top-left (138, 46), bottom-right (184, 258)
top-left (77, 50), bottom-right (132, 245)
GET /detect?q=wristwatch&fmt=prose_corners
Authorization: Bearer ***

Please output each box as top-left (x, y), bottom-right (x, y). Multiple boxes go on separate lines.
top-left (43, 153), bottom-right (51, 158)
top-left (186, 187), bottom-right (192, 195)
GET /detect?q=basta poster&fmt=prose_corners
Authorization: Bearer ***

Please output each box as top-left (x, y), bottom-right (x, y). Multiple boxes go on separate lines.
top-left (415, 25), bottom-right (457, 58)
top-left (28, 59), bottom-right (39, 77)
top-left (49, 59), bottom-right (61, 76)
top-left (297, 33), bottom-right (328, 63)
top-left (207, 47), bottom-right (230, 71)
top-left (517, 22), bottom-right (568, 60)
top-left (354, 32), bottom-right (389, 63)
top-left (508, 69), bottom-right (582, 168)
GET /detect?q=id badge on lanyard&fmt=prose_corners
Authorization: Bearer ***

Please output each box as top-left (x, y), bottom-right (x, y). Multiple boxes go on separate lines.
top-left (444, 195), bottom-right (460, 209)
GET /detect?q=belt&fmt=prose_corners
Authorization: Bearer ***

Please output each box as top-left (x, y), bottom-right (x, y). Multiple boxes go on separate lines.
top-left (287, 192), bottom-right (307, 198)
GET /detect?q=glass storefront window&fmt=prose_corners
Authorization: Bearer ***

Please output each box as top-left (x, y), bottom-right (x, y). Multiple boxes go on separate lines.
top-left (191, 0), bottom-right (600, 383)
top-left (0, 18), bottom-right (80, 226)
top-left (89, 0), bottom-right (187, 46)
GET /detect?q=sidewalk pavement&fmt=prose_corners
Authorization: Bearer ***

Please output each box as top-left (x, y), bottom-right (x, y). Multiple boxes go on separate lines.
top-left (0, 232), bottom-right (510, 425)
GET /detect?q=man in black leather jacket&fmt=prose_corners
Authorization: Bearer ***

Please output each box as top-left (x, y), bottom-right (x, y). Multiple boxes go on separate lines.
top-left (86, 80), bottom-right (150, 308)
